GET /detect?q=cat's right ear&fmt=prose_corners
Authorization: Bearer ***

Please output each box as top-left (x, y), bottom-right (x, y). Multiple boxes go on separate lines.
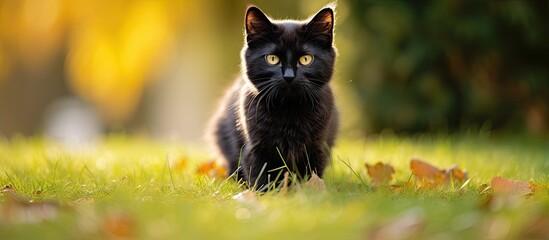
top-left (245, 6), bottom-right (272, 41)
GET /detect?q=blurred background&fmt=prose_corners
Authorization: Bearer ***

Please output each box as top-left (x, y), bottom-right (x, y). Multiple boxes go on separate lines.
top-left (0, 0), bottom-right (547, 145)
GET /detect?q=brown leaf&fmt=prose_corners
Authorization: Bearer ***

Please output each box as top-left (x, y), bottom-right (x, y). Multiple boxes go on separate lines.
top-left (491, 176), bottom-right (533, 196)
top-left (303, 173), bottom-right (326, 191)
top-left (410, 158), bottom-right (446, 186)
top-left (365, 162), bottom-right (395, 185)
top-left (410, 158), bottom-right (468, 188)
top-left (196, 160), bottom-right (227, 178)
top-left (447, 165), bottom-right (468, 182)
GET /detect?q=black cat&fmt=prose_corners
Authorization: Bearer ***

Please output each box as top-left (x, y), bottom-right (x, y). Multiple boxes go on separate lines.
top-left (209, 5), bottom-right (338, 190)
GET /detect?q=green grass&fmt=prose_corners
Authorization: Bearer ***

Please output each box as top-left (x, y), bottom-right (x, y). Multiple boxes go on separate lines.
top-left (1, 134), bottom-right (548, 239)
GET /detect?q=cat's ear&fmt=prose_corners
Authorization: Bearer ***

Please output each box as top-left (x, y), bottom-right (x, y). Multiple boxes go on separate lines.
top-left (305, 7), bottom-right (334, 45)
top-left (245, 6), bottom-right (273, 39)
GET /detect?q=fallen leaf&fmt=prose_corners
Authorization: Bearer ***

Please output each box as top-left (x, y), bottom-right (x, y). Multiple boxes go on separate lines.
top-left (491, 176), bottom-right (533, 196)
top-left (365, 162), bottom-right (395, 185)
top-left (410, 158), bottom-right (446, 186)
top-left (410, 158), bottom-right (468, 188)
top-left (303, 173), bottom-right (326, 191)
top-left (447, 165), bottom-right (468, 182)
top-left (196, 160), bottom-right (227, 178)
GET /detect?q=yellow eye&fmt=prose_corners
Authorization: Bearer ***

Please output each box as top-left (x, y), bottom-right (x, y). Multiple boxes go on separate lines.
top-left (299, 54), bottom-right (313, 65)
top-left (265, 54), bottom-right (280, 65)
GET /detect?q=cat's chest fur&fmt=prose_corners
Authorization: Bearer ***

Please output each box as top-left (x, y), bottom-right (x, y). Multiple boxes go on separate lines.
top-left (238, 85), bottom-right (333, 150)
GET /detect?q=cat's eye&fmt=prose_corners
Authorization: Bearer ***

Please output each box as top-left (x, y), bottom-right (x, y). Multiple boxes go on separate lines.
top-left (265, 54), bottom-right (280, 65)
top-left (299, 55), bottom-right (313, 65)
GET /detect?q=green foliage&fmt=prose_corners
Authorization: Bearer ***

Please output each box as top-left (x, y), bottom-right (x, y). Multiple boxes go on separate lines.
top-left (341, 0), bottom-right (548, 134)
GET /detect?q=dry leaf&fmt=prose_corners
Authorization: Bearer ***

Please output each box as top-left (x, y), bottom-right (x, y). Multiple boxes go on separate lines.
top-left (410, 158), bottom-right (468, 188)
top-left (410, 158), bottom-right (446, 186)
top-left (196, 160), bottom-right (227, 178)
top-left (447, 165), bottom-right (468, 182)
top-left (365, 162), bottom-right (395, 185)
top-left (303, 173), bottom-right (326, 191)
top-left (491, 176), bottom-right (533, 196)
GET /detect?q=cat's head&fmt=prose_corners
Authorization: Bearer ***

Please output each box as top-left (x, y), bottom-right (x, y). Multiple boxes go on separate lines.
top-left (241, 5), bottom-right (336, 101)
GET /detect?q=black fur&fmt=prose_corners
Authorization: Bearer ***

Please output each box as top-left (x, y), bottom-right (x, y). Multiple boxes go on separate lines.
top-left (209, 6), bottom-right (338, 190)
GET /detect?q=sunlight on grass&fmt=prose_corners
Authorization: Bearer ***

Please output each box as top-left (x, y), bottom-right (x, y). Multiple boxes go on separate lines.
top-left (1, 134), bottom-right (548, 239)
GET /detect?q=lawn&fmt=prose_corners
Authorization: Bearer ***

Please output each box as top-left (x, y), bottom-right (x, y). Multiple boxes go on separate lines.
top-left (1, 134), bottom-right (548, 239)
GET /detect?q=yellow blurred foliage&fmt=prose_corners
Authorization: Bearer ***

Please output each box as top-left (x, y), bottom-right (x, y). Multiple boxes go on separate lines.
top-left (66, 1), bottom-right (176, 123)
top-left (0, 0), bottom-right (65, 70)
top-left (0, 0), bottom-right (184, 124)
top-left (0, 45), bottom-right (8, 86)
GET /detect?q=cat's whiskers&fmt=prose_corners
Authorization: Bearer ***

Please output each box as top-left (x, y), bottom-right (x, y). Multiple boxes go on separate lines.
top-left (245, 79), bottom-right (274, 110)
top-left (264, 84), bottom-right (279, 115)
top-left (254, 81), bottom-right (277, 119)
top-left (304, 76), bottom-right (325, 87)
top-left (295, 81), bottom-right (320, 109)
top-left (280, 92), bottom-right (287, 106)
top-left (296, 83), bottom-right (309, 105)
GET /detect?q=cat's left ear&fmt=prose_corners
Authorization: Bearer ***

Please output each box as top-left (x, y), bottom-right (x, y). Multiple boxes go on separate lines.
top-left (245, 6), bottom-right (273, 40)
top-left (305, 7), bottom-right (334, 45)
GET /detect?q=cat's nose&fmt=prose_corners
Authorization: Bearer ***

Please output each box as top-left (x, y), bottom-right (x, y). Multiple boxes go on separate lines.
top-left (283, 68), bottom-right (295, 83)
